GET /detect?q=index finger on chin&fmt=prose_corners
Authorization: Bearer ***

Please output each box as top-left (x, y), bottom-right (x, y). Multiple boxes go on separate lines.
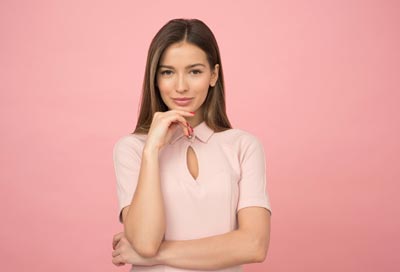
top-left (170, 109), bottom-right (195, 117)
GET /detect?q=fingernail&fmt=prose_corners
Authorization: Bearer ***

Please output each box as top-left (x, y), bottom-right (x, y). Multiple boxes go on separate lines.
top-left (190, 111), bottom-right (195, 114)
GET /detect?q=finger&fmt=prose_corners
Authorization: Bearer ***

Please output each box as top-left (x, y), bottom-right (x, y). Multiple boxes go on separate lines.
top-left (178, 120), bottom-right (190, 136)
top-left (113, 238), bottom-right (121, 250)
top-left (112, 232), bottom-right (124, 249)
top-left (168, 120), bottom-right (178, 127)
top-left (158, 110), bottom-right (193, 125)
top-left (112, 248), bottom-right (120, 257)
top-left (112, 255), bottom-right (125, 266)
top-left (168, 121), bottom-right (184, 132)
top-left (186, 121), bottom-right (193, 135)
top-left (168, 109), bottom-right (196, 117)
top-left (113, 232), bottom-right (124, 243)
top-left (115, 241), bottom-right (122, 250)
top-left (153, 110), bottom-right (194, 122)
top-left (154, 112), bottom-right (191, 137)
top-left (165, 114), bottom-right (191, 136)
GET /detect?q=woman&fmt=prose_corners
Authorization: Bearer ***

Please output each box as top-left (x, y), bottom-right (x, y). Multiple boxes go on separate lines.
top-left (111, 18), bottom-right (272, 271)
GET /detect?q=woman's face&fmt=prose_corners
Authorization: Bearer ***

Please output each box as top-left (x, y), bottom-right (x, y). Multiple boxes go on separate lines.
top-left (156, 42), bottom-right (219, 119)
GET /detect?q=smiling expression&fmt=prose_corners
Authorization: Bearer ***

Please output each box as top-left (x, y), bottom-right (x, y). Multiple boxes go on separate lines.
top-left (156, 42), bottom-right (219, 120)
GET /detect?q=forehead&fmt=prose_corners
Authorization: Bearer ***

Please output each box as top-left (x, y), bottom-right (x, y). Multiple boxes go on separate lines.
top-left (159, 42), bottom-right (208, 66)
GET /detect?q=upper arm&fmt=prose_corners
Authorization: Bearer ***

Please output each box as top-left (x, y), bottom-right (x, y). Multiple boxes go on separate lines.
top-left (237, 134), bottom-right (272, 214)
top-left (237, 206), bottom-right (271, 261)
top-left (113, 136), bottom-right (142, 224)
top-left (236, 134), bottom-right (272, 261)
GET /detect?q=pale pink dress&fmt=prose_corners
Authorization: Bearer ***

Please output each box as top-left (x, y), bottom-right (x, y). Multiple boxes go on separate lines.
top-left (113, 121), bottom-right (272, 272)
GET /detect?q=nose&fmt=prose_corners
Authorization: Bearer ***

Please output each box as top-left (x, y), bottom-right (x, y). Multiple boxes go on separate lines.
top-left (175, 74), bottom-right (188, 93)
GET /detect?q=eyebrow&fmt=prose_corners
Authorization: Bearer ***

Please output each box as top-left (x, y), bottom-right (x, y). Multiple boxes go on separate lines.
top-left (158, 63), bottom-right (206, 69)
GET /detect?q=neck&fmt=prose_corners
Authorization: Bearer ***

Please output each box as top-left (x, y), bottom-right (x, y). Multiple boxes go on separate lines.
top-left (186, 110), bottom-right (203, 127)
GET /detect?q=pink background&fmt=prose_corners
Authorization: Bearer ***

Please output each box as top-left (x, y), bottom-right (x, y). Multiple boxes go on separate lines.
top-left (1, 0), bottom-right (399, 271)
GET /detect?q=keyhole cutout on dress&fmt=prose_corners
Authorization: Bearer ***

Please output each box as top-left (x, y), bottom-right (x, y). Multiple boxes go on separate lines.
top-left (186, 146), bottom-right (199, 181)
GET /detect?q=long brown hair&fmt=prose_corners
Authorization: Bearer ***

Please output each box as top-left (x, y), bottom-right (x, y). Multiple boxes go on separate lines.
top-left (133, 18), bottom-right (232, 134)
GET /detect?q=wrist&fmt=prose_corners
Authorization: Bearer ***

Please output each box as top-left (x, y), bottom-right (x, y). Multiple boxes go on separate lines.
top-left (143, 255), bottom-right (161, 266)
top-left (143, 144), bottom-right (160, 156)
top-left (153, 240), bottom-right (170, 266)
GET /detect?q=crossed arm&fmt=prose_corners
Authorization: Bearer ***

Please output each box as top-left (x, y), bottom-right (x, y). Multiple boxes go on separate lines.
top-left (113, 135), bottom-right (271, 269)
top-left (112, 206), bottom-right (271, 270)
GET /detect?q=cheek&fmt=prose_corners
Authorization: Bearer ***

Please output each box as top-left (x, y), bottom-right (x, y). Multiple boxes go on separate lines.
top-left (190, 74), bottom-right (210, 86)
top-left (193, 78), bottom-right (211, 93)
top-left (157, 78), bottom-right (173, 94)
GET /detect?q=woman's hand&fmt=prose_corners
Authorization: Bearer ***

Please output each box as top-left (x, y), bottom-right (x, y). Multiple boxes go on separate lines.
top-left (112, 232), bottom-right (159, 267)
top-left (145, 110), bottom-right (195, 150)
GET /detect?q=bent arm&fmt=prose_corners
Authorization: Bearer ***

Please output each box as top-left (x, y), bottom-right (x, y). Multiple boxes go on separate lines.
top-left (152, 207), bottom-right (271, 270)
top-left (123, 146), bottom-right (165, 257)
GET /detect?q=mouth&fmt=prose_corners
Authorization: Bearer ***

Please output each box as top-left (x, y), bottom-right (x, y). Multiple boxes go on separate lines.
top-left (172, 97), bottom-right (193, 106)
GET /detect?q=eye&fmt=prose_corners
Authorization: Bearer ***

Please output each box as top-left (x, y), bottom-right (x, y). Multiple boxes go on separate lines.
top-left (190, 69), bottom-right (203, 75)
top-left (160, 70), bottom-right (173, 76)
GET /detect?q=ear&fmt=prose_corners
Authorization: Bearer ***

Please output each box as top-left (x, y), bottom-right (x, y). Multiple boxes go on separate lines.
top-left (210, 64), bottom-right (220, 87)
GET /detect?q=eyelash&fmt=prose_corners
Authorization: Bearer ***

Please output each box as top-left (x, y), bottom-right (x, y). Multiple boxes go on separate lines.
top-left (159, 70), bottom-right (203, 75)
top-left (160, 70), bottom-right (173, 75)
top-left (191, 69), bottom-right (202, 75)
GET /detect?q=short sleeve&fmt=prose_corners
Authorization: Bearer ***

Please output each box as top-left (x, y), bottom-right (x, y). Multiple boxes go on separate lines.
top-left (112, 136), bottom-right (142, 223)
top-left (237, 134), bottom-right (272, 215)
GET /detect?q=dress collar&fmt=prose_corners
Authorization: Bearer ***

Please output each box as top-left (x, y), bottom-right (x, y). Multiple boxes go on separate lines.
top-left (169, 120), bottom-right (214, 145)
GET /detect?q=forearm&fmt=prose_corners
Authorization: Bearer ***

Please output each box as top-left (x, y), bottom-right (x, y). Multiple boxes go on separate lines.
top-left (153, 229), bottom-right (264, 270)
top-left (124, 146), bottom-right (165, 257)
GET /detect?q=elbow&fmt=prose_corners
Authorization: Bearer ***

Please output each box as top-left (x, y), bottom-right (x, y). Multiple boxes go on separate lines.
top-left (135, 245), bottom-right (159, 258)
top-left (253, 238), bottom-right (269, 263)
top-left (254, 247), bottom-right (267, 263)
top-left (124, 231), bottom-right (160, 258)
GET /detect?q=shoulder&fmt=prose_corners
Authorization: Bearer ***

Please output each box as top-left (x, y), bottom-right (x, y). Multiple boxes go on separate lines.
top-left (214, 127), bottom-right (263, 149)
top-left (212, 128), bottom-right (265, 163)
top-left (113, 133), bottom-right (147, 157)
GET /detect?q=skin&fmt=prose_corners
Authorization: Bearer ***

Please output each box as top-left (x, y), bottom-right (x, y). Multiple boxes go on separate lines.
top-left (112, 41), bottom-right (271, 269)
top-left (157, 41), bottom-right (219, 128)
top-left (119, 41), bottom-right (219, 257)
top-left (112, 209), bottom-right (271, 269)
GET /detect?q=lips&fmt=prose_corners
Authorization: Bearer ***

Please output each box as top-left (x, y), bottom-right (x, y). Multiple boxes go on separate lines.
top-left (172, 97), bottom-right (193, 106)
